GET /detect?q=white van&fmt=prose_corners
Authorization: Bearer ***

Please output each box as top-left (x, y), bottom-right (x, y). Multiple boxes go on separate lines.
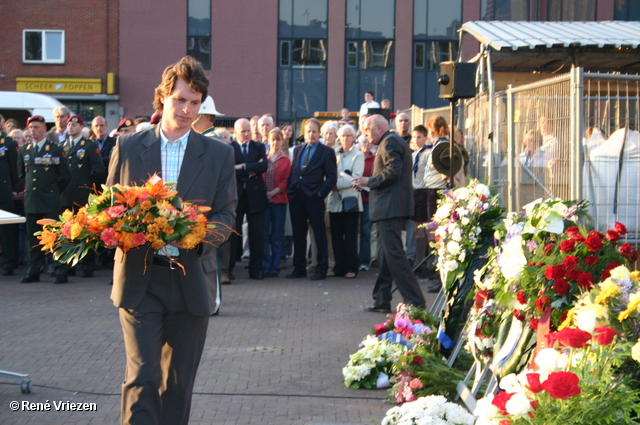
top-left (0, 91), bottom-right (67, 127)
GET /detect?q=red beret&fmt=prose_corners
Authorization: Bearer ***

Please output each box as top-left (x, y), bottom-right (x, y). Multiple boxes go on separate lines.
top-left (117, 118), bottom-right (134, 131)
top-left (68, 115), bottom-right (84, 125)
top-left (150, 112), bottom-right (161, 125)
top-left (26, 115), bottom-right (46, 126)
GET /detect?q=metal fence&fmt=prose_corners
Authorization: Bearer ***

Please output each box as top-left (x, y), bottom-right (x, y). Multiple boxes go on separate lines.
top-left (413, 68), bottom-right (640, 241)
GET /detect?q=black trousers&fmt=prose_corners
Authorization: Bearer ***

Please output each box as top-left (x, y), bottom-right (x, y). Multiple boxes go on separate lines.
top-left (119, 265), bottom-right (209, 425)
top-left (329, 211), bottom-right (360, 275)
top-left (371, 217), bottom-right (426, 309)
top-left (0, 200), bottom-right (18, 271)
top-left (228, 191), bottom-right (265, 275)
top-left (289, 192), bottom-right (328, 274)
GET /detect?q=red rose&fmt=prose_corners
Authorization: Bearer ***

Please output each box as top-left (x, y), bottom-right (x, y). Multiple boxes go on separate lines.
top-left (536, 296), bottom-right (550, 312)
top-left (374, 323), bottom-right (390, 336)
top-left (545, 265), bottom-right (555, 280)
top-left (526, 373), bottom-right (543, 393)
top-left (544, 243), bottom-right (554, 255)
top-left (565, 226), bottom-right (580, 236)
top-left (606, 230), bottom-right (621, 242)
top-left (614, 221), bottom-right (628, 235)
top-left (577, 272), bottom-right (594, 290)
top-left (530, 318), bottom-right (539, 330)
top-left (491, 391), bottom-right (514, 414)
top-left (584, 254), bottom-right (599, 267)
top-left (412, 355), bottom-right (424, 365)
top-left (541, 371), bottom-right (582, 399)
top-left (559, 239), bottom-right (576, 252)
top-left (499, 420), bottom-right (511, 425)
top-left (553, 265), bottom-right (566, 279)
top-left (559, 310), bottom-right (568, 323)
top-left (593, 326), bottom-right (619, 346)
top-left (554, 278), bottom-right (570, 295)
top-left (556, 327), bottom-right (592, 348)
top-left (517, 290), bottom-right (527, 304)
top-left (585, 235), bottom-right (604, 252)
top-left (475, 289), bottom-right (490, 309)
top-left (563, 255), bottom-right (579, 269)
top-left (572, 233), bottom-right (585, 243)
top-left (589, 230), bottom-right (604, 239)
top-left (601, 262), bottom-right (621, 280)
top-left (619, 243), bottom-right (638, 262)
top-left (565, 268), bottom-right (580, 281)
top-left (513, 309), bottom-right (525, 321)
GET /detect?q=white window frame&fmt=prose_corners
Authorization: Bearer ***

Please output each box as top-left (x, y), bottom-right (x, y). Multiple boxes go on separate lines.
top-left (22, 29), bottom-right (65, 64)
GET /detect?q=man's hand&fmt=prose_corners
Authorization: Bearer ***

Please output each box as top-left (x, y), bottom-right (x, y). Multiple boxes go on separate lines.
top-left (234, 164), bottom-right (244, 170)
top-left (351, 176), bottom-right (369, 189)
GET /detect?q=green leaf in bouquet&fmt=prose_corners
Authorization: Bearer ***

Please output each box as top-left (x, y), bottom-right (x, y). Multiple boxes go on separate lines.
top-left (170, 196), bottom-right (182, 210)
top-left (164, 222), bottom-right (191, 243)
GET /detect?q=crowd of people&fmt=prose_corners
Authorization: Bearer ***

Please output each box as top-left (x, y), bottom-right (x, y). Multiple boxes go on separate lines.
top-left (0, 90), bottom-right (468, 297)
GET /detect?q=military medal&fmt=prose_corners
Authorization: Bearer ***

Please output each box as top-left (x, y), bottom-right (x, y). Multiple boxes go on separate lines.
top-left (0, 146), bottom-right (6, 157)
top-left (77, 148), bottom-right (86, 159)
top-left (45, 144), bottom-right (50, 152)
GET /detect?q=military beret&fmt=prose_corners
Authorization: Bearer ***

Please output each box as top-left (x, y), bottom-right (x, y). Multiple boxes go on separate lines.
top-left (68, 115), bottom-right (84, 125)
top-left (150, 112), bottom-right (162, 125)
top-left (26, 115), bottom-right (46, 126)
top-left (117, 118), bottom-right (134, 131)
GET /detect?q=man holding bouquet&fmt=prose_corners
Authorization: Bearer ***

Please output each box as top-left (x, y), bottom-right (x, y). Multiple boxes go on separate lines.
top-left (106, 56), bottom-right (237, 425)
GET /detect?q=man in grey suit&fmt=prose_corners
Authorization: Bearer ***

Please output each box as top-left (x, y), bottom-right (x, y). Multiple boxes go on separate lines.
top-left (352, 115), bottom-right (426, 313)
top-left (106, 56), bottom-right (237, 425)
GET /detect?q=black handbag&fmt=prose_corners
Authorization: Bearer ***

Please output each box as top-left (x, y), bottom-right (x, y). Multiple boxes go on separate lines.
top-left (342, 196), bottom-right (358, 213)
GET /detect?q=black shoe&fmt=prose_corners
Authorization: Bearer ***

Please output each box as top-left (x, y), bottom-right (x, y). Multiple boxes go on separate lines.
top-left (370, 259), bottom-right (379, 268)
top-left (81, 270), bottom-right (93, 278)
top-left (54, 276), bottom-right (68, 284)
top-left (365, 305), bottom-right (391, 313)
top-left (20, 275), bottom-right (40, 283)
top-left (220, 275), bottom-right (232, 285)
top-left (286, 270), bottom-right (307, 279)
top-left (427, 282), bottom-right (442, 293)
top-left (249, 271), bottom-right (264, 280)
top-left (228, 273), bottom-right (236, 281)
top-left (3, 268), bottom-right (14, 276)
top-left (309, 272), bottom-right (326, 280)
top-left (269, 273), bottom-right (279, 278)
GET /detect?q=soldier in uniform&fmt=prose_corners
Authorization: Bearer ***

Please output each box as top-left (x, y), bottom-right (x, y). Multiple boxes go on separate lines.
top-left (58, 115), bottom-right (106, 280)
top-left (0, 130), bottom-right (19, 275)
top-left (18, 115), bottom-right (71, 284)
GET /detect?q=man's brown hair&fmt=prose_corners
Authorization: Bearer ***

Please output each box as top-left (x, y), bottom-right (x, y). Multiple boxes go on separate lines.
top-left (153, 56), bottom-right (209, 114)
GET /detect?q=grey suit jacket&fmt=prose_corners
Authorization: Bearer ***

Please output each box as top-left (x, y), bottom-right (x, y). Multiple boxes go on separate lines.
top-left (106, 126), bottom-right (237, 316)
top-left (368, 130), bottom-right (414, 222)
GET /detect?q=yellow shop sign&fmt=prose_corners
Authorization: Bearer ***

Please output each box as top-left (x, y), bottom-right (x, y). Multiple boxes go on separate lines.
top-left (16, 78), bottom-right (102, 94)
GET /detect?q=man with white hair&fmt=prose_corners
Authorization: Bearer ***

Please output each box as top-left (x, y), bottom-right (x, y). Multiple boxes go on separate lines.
top-left (46, 106), bottom-right (71, 144)
top-left (258, 114), bottom-right (275, 144)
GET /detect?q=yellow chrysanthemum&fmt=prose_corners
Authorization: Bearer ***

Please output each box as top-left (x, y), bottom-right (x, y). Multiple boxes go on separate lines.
top-left (559, 308), bottom-right (577, 330)
top-left (62, 209), bottom-right (74, 222)
top-left (631, 271), bottom-right (640, 283)
top-left (618, 292), bottom-right (640, 321)
top-left (595, 280), bottom-right (620, 305)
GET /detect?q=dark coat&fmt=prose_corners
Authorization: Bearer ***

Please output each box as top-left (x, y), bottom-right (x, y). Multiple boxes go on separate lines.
top-left (18, 140), bottom-right (71, 215)
top-left (96, 135), bottom-right (117, 169)
top-left (0, 134), bottom-right (19, 207)
top-left (106, 126), bottom-right (237, 316)
top-left (287, 142), bottom-right (337, 200)
top-left (231, 140), bottom-right (269, 213)
top-left (368, 130), bottom-right (414, 222)
top-left (60, 137), bottom-right (106, 209)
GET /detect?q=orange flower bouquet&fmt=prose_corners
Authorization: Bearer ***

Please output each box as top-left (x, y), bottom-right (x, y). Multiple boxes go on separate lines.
top-left (36, 174), bottom-right (228, 267)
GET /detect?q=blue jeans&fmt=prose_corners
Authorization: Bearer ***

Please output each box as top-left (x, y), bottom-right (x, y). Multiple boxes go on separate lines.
top-left (358, 201), bottom-right (372, 267)
top-left (263, 203), bottom-right (287, 274)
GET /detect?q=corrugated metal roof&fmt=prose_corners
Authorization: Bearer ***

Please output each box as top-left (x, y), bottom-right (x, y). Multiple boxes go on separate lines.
top-left (461, 21), bottom-right (640, 51)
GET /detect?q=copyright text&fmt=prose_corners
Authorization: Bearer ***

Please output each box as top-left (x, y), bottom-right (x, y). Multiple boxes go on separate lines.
top-left (9, 400), bottom-right (97, 412)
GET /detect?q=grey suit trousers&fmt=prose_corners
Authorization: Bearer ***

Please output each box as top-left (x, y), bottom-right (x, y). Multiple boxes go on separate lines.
top-left (119, 264), bottom-right (209, 425)
top-left (372, 217), bottom-right (426, 309)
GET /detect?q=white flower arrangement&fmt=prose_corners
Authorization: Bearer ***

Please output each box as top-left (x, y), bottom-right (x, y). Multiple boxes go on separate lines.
top-left (343, 336), bottom-right (405, 388)
top-left (381, 395), bottom-right (476, 425)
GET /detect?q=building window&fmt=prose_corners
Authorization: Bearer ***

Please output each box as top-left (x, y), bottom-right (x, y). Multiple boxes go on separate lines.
top-left (547, 0), bottom-right (596, 20)
top-left (278, 0), bottom-right (328, 122)
top-left (481, 0), bottom-right (530, 20)
top-left (187, 0), bottom-right (211, 69)
top-left (412, 0), bottom-right (461, 109)
top-left (23, 30), bottom-right (64, 64)
top-left (345, 0), bottom-right (395, 112)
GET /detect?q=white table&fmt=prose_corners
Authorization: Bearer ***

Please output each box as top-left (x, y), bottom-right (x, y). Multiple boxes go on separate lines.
top-left (0, 209), bottom-right (31, 392)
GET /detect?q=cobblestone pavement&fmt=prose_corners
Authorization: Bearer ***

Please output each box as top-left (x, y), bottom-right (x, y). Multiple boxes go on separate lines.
top-left (0, 261), bottom-right (437, 425)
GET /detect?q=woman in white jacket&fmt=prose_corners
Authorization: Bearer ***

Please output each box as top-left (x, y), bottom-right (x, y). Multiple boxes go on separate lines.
top-left (327, 125), bottom-right (364, 278)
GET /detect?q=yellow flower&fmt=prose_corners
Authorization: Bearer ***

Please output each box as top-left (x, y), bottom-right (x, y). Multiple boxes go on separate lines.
top-left (632, 340), bottom-right (640, 363)
top-left (595, 280), bottom-right (620, 305)
top-left (559, 308), bottom-right (576, 330)
top-left (70, 222), bottom-right (83, 240)
top-left (631, 271), bottom-right (640, 283)
top-left (181, 233), bottom-right (201, 250)
top-left (618, 292), bottom-right (640, 321)
top-left (62, 209), bottom-right (74, 222)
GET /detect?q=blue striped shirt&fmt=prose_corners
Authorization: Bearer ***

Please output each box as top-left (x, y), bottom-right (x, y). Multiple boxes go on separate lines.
top-left (158, 130), bottom-right (190, 258)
